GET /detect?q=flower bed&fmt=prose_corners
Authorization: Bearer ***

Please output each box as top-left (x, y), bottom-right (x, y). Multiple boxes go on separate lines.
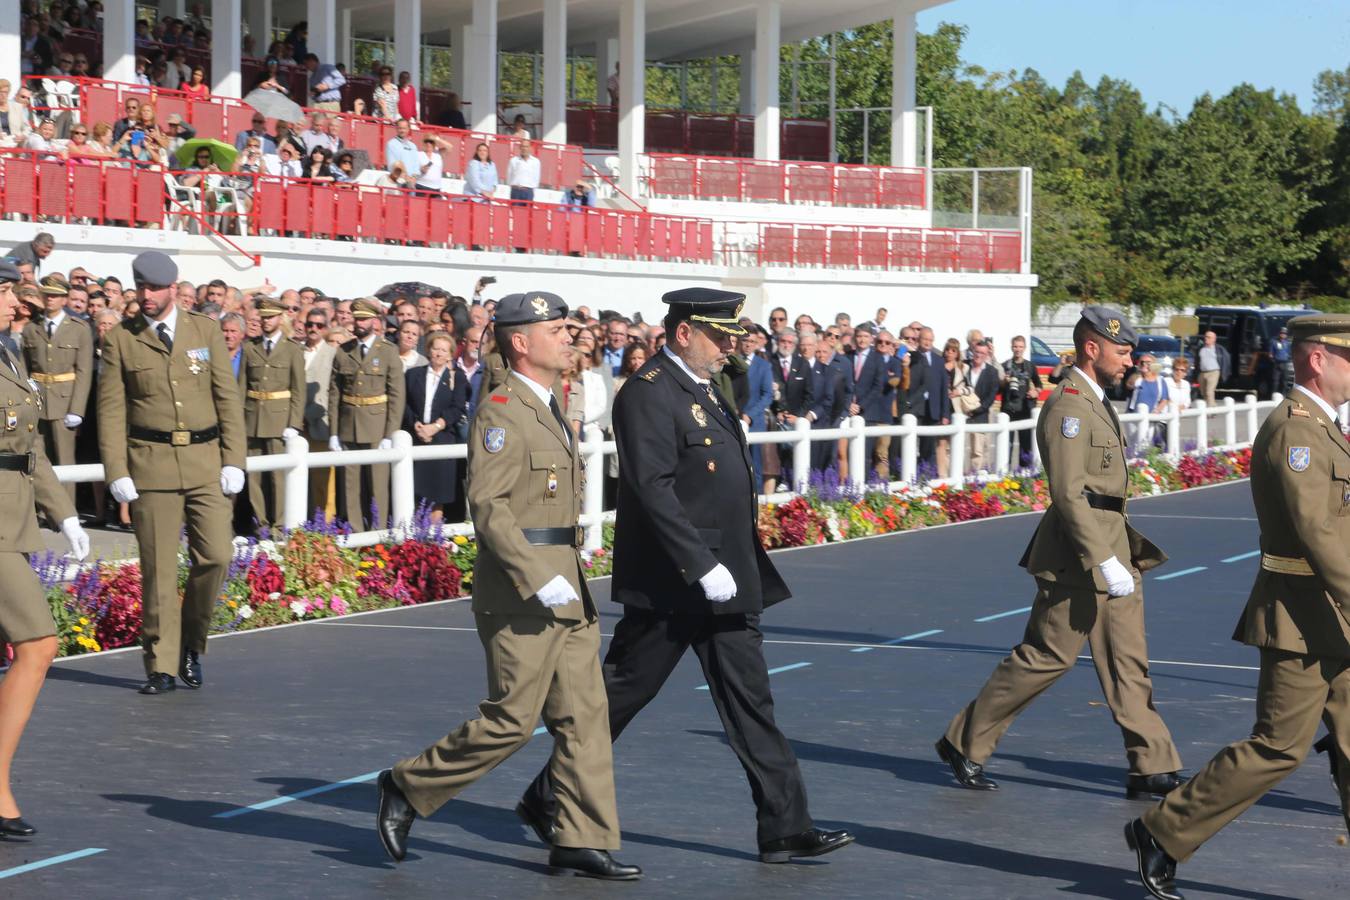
top-left (37, 449), bottom-right (1252, 658)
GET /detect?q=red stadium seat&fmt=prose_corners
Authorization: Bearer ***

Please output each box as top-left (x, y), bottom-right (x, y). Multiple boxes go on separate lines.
top-left (956, 233), bottom-right (989, 272)
top-left (796, 228), bottom-right (827, 266)
top-left (133, 167), bottom-right (164, 226)
top-left (384, 192), bottom-right (408, 244)
top-left (37, 160), bottom-right (67, 219)
top-left (699, 159), bottom-right (741, 201)
top-left (284, 182), bottom-right (312, 234)
top-left (880, 170), bottom-right (925, 208)
top-left (70, 163), bottom-right (104, 222)
top-left (990, 233), bottom-right (1021, 273)
top-left (827, 229), bottom-right (862, 268)
top-left (334, 186), bottom-right (361, 239)
top-left (311, 184), bottom-right (336, 236)
top-left (762, 226), bottom-right (795, 266)
top-left (859, 230), bottom-right (889, 268)
top-left (925, 232), bottom-right (958, 271)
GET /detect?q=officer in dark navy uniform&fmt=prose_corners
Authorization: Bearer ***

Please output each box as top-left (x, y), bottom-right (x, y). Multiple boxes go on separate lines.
top-left (518, 287), bottom-right (854, 864)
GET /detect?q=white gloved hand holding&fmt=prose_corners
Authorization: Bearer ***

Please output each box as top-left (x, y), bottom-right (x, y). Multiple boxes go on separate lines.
top-left (1098, 555), bottom-right (1135, 598)
top-left (61, 516), bottom-right (89, 561)
top-left (220, 465), bottom-right (245, 496)
top-left (378, 437), bottom-right (394, 451)
top-left (698, 563), bottom-right (737, 603)
top-left (109, 476), bottom-right (139, 504)
top-left (281, 427), bottom-right (300, 440)
top-left (328, 435), bottom-right (343, 452)
top-left (536, 574), bottom-right (579, 608)
top-left (63, 414), bottom-right (82, 429)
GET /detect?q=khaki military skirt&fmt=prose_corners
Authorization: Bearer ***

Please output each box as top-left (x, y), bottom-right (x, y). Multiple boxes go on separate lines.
top-left (0, 552), bottom-right (55, 644)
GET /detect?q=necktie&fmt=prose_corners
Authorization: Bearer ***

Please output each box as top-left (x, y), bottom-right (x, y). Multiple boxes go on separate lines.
top-left (704, 383), bottom-right (738, 429)
top-left (855, 353), bottom-right (864, 380)
top-left (157, 322), bottom-right (172, 351)
top-left (47, 320), bottom-right (54, 340)
top-left (781, 358), bottom-right (790, 379)
top-left (548, 394), bottom-right (571, 445)
top-left (360, 342), bottom-right (368, 359)
top-left (265, 338), bottom-right (273, 355)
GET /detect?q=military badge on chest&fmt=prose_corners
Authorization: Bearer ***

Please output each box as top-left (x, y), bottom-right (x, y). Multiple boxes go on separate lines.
top-left (4, 408), bottom-right (16, 431)
top-left (26, 379), bottom-right (41, 411)
top-left (690, 404), bottom-right (708, 428)
top-left (186, 346), bottom-right (210, 375)
top-left (546, 464), bottom-right (559, 500)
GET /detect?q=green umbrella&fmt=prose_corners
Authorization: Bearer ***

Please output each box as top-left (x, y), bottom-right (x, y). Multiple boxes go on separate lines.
top-left (175, 138), bottom-right (239, 170)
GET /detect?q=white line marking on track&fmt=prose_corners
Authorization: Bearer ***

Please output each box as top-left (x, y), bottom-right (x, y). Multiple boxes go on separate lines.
top-left (1130, 514), bottom-right (1257, 521)
top-left (1222, 550), bottom-right (1261, 563)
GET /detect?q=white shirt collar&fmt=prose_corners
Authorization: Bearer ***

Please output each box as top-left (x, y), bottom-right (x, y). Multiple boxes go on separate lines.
top-left (663, 345), bottom-right (708, 386)
top-left (358, 333), bottom-right (378, 353)
top-left (512, 370), bottom-right (555, 407)
top-left (144, 302), bottom-right (179, 337)
top-left (1294, 384), bottom-right (1339, 422)
top-left (1071, 366), bottom-right (1105, 402)
top-left (46, 310), bottom-right (65, 330)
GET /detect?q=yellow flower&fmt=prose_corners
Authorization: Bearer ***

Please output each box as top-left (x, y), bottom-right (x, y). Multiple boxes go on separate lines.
top-left (376, 560), bottom-right (385, 569)
top-left (228, 600), bottom-right (239, 609)
top-left (79, 617), bottom-right (89, 625)
top-left (453, 535), bottom-right (468, 546)
top-left (71, 625), bottom-right (82, 633)
top-left (360, 560), bottom-right (374, 569)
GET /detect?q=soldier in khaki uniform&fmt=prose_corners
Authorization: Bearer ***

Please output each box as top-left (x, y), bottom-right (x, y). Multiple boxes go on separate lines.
top-left (376, 292), bottom-right (639, 881)
top-left (240, 298), bottom-right (305, 530)
top-left (22, 273), bottom-right (93, 502)
top-left (99, 252), bottom-right (247, 696)
top-left (0, 260), bottom-right (89, 839)
top-left (1127, 315), bottom-right (1350, 900)
top-left (327, 298), bottom-right (405, 530)
top-left (938, 306), bottom-right (1183, 798)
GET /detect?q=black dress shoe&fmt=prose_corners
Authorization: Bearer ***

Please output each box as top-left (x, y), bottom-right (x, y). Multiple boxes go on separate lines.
top-left (1314, 734), bottom-right (1340, 789)
top-left (759, 827), bottom-right (854, 863)
top-left (376, 770), bottom-right (416, 862)
top-left (935, 737), bottom-right (998, 791)
top-left (547, 846), bottom-right (641, 880)
top-left (178, 650), bottom-right (202, 689)
top-left (0, 817), bottom-right (36, 838)
top-left (516, 798), bottom-right (556, 845)
top-left (1124, 818), bottom-right (1184, 900)
top-left (1126, 771), bottom-right (1184, 800)
top-left (139, 673), bottom-right (176, 695)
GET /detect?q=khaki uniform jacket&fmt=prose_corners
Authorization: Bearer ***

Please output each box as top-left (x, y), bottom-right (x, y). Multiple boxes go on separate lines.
top-left (303, 340), bottom-right (335, 441)
top-left (240, 335), bottom-right (305, 438)
top-left (1235, 392), bottom-right (1350, 659)
top-left (0, 352), bottom-right (75, 550)
top-left (1020, 367), bottom-right (1166, 591)
top-left (327, 338), bottom-right (405, 444)
top-left (98, 311), bottom-right (247, 490)
top-left (22, 315), bottom-right (93, 421)
top-left (468, 373), bottom-right (592, 622)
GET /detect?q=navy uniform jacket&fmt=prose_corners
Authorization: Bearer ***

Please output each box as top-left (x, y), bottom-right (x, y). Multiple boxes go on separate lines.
top-left (610, 353), bottom-right (790, 616)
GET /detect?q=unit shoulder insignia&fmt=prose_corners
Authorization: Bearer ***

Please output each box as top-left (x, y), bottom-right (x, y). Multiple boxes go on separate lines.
top-left (1061, 416), bottom-right (1081, 438)
top-left (1288, 446), bottom-right (1310, 472)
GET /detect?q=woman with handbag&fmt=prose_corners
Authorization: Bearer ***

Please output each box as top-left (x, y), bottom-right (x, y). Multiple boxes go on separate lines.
top-left (939, 338), bottom-right (972, 478)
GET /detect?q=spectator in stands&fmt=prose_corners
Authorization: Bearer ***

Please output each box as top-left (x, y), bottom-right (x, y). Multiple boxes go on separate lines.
top-left (937, 338), bottom-right (966, 478)
top-left (397, 319), bottom-right (427, 371)
top-left (219, 312), bottom-right (246, 378)
top-left (299, 112), bottom-right (334, 154)
top-left (1167, 357), bottom-right (1193, 414)
top-left (384, 118), bottom-right (420, 182)
top-left (274, 120), bottom-right (305, 156)
top-left (269, 142), bottom-right (303, 178)
top-left (372, 67), bottom-right (398, 120)
top-left (303, 146), bottom-right (336, 182)
top-left (181, 144), bottom-right (224, 210)
top-left (6, 234), bottom-right (54, 277)
top-left (397, 70), bottom-right (418, 121)
top-left (164, 49), bottom-right (190, 90)
top-left (253, 57), bottom-right (290, 95)
top-left (438, 92), bottom-right (467, 130)
top-left (24, 117), bottom-right (63, 160)
top-left (350, 97), bottom-right (367, 117)
top-left (563, 180), bottom-right (595, 208)
top-left (235, 113), bottom-right (277, 154)
top-left (463, 142), bottom-right (498, 200)
top-left (182, 65), bottom-right (209, 98)
top-left (22, 18), bottom-right (54, 75)
top-left (331, 150), bottom-right (355, 183)
top-left (403, 332), bottom-right (465, 522)
top-left (601, 318), bottom-right (628, 375)
top-left (607, 62), bottom-right (619, 106)
top-left (415, 134), bottom-right (452, 196)
top-left (508, 114), bottom-right (530, 139)
top-left (848, 325), bottom-right (888, 472)
top-left (965, 342), bottom-right (1000, 471)
top-left (64, 122), bottom-right (99, 162)
top-left (506, 140), bottom-right (540, 202)
top-left (112, 96), bottom-right (141, 143)
top-left (162, 112), bottom-right (197, 156)
top-left (304, 52), bottom-right (345, 111)
top-left (0, 80), bottom-right (27, 140)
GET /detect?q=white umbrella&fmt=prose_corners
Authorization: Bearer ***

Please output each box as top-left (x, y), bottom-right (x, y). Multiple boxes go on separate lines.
top-left (243, 89), bottom-right (305, 124)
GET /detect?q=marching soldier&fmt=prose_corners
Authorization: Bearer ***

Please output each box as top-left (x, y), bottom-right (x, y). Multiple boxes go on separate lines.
top-left (240, 297), bottom-right (305, 530)
top-left (23, 273), bottom-right (93, 502)
top-left (99, 251), bottom-right (247, 696)
top-left (1126, 315), bottom-right (1350, 900)
top-left (327, 298), bottom-right (404, 530)
top-left (938, 306), bottom-right (1184, 798)
top-left (376, 292), bottom-right (639, 880)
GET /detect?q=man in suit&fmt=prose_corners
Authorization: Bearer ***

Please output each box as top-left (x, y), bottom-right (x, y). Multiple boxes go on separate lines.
top-left (23, 273), bottom-right (93, 502)
top-left (240, 298), bottom-right (305, 531)
top-left (328, 298), bottom-right (406, 530)
top-left (99, 252), bottom-right (246, 695)
top-left (805, 331), bottom-right (846, 476)
top-left (301, 308), bottom-right (336, 518)
top-left (821, 327), bottom-right (855, 476)
top-left (376, 292), bottom-right (639, 881)
top-left (965, 342), bottom-right (1002, 472)
top-left (739, 330), bottom-right (774, 489)
top-left (875, 331), bottom-right (907, 480)
top-left (938, 306), bottom-right (1182, 799)
top-left (906, 327), bottom-right (947, 465)
top-left (517, 288), bottom-right (854, 864)
top-left (771, 329), bottom-right (813, 490)
top-left (847, 325), bottom-right (887, 479)
top-left (1125, 315), bottom-right (1350, 900)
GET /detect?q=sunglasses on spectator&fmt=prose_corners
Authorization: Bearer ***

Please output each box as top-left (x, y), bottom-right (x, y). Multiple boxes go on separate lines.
top-left (305, 321), bottom-right (325, 329)
top-left (71, 129), bottom-right (87, 136)
top-left (769, 314), bottom-right (786, 322)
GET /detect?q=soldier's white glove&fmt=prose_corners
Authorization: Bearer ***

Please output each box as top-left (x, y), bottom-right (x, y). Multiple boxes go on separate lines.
top-left (109, 476), bottom-right (139, 503)
top-left (281, 427), bottom-right (300, 440)
top-left (698, 563), bottom-right (737, 603)
top-left (536, 574), bottom-right (578, 608)
top-left (220, 465), bottom-right (245, 496)
top-left (60, 516), bottom-right (89, 562)
top-left (378, 437), bottom-right (394, 451)
top-left (63, 414), bottom-right (82, 429)
top-left (1098, 555), bottom-right (1134, 598)
top-left (328, 435), bottom-right (343, 452)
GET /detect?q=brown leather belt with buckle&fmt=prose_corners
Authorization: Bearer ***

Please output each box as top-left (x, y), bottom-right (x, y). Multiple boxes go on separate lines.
top-left (522, 526), bottom-right (583, 547)
top-left (129, 425), bottom-right (221, 446)
top-left (0, 452), bottom-right (36, 475)
top-left (31, 372), bottom-right (76, 384)
top-left (247, 389), bottom-right (292, 401)
top-left (341, 394), bottom-right (388, 407)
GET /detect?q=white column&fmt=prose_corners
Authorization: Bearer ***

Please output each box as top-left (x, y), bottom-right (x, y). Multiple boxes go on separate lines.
top-left (890, 8), bottom-right (918, 167)
top-left (246, 0), bottom-right (273, 58)
top-left (212, 0), bottom-right (244, 97)
top-left (103, 0), bottom-right (137, 84)
top-left (169, 0), bottom-right (187, 18)
top-left (394, 0), bottom-right (421, 90)
top-left (594, 35), bottom-right (617, 105)
top-left (453, 23), bottom-right (473, 97)
top-left (338, 8), bottom-right (352, 69)
top-left (469, 0), bottom-right (499, 134)
top-left (738, 48), bottom-right (754, 116)
top-left (0, 0), bottom-right (19, 93)
top-left (617, 0), bottom-right (645, 196)
top-left (308, 0), bottom-right (337, 63)
top-left (541, 0), bottom-right (567, 143)
top-left (753, 2), bottom-right (780, 160)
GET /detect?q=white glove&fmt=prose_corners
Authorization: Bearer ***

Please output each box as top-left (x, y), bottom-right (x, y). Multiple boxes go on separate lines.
top-left (328, 435), bottom-right (343, 452)
top-left (698, 563), bottom-right (737, 603)
top-left (535, 574), bottom-right (578, 608)
top-left (220, 465), bottom-right (245, 496)
top-left (60, 516), bottom-right (89, 562)
top-left (378, 437), bottom-right (393, 450)
top-left (1098, 555), bottom-right (1135, 598)
top-left (109, 476), bottom-right (139, 503)
top-left (281, 427), bottom-right (300, 440)
top-left (63, 414), bottom-right (82, 429)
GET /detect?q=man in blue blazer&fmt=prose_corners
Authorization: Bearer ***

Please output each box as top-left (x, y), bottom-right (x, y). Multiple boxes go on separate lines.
top-left (905, 327), bottom-right (948, 466)
top-left (739, 331), bottom-right (775, 489)
top-left (847, 326), bottom-right (888, 481)
top-left (822, 327), bottom-right (855, 476)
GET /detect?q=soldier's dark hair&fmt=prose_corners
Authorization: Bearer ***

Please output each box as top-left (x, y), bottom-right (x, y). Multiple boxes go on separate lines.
top-left (494, 322), bottom-right (529, 365)
top-left (1072, 318), bottom-right (1098, 354)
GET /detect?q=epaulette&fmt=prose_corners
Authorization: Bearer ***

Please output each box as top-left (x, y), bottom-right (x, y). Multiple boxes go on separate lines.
top-left (1290, 406), bottom-right (1310, 418)
top-left (640, 367), bottom-right (661, 382)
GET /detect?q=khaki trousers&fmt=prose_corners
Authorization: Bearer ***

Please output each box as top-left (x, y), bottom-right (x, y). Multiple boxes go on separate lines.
top-left (131, 485), bottom-right (234, 677)
top-left (339, 442), bottom-right (389, 530)
top-left (873, 435), bottom-right (892, 481)
top-left (1144, 648), bottom-right (1350, 862)
top-left (312, 100), bottom-right (341, 112)
top-left (1199, 370), bottom-right (1220, 405)
top-left (394, 612), bottom-right (620, 850)
top-left (968, 432), bottom-right (991, 473)
top-left (308, 438), bottom-right (336, 520)
top-left (247, 437), bottom-right (285, 530)
top-left (38, 418), bottom-right (76, 502)
top-left (945, 576), bottom-right (1182, 775)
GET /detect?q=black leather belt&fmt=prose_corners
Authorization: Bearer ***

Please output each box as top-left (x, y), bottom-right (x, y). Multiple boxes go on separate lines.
top-left (522, 527), bottom-right (583, 547)
top-left (1083, 490), bottom-right (1125, 513)
top-left (129, 425), bottom-right (220, 446)
top-left (0, 452), bottom-right (35, 475)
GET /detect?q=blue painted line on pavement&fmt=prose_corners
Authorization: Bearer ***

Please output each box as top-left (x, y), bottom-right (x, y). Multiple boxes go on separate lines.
top-left (852, 628), bottom-right (944, 653)
top-left (0, 848), bottom-right (106, 880)
top-left (696, 661), bottom-right (811, 691)
top-left (1222, 551), bottom-right (1260, 563)
top-left (1154, 566), bottom-right (1208, 581)
top-left (213, 770), bottom-right (382, 819)
top-left (974, 606), bottom-right (1032, 623)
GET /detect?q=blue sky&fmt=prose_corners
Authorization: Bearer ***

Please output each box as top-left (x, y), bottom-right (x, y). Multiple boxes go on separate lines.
top-left (917, 0), bottom-right (1350, 115)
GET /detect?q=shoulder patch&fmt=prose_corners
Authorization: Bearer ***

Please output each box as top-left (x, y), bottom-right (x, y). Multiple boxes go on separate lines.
top-left (1061, 416), bottom-right (1081, 438)
top-left (1062, 387), bottom-right (1080, 395)
top-left (1288, 446), bottom-right (1310, 472)
top-left (484, 426), bottom-right (506, 453)
top-left (1290, 407), bottom-right (1310, 418)
top-left (488, 394), bottom-right (510, 404)
top-left (640, 367), bottom-right (661, 382)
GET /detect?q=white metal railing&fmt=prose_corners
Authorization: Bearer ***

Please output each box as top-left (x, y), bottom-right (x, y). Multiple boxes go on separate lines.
top-left (54, 394), bottom-right (1280, 550)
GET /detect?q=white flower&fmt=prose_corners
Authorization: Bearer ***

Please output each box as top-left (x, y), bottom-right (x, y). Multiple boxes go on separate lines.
top-left (289, 600), bottom-right (308, 617)
top-left (268, 591), bottom-right (282, 601)
top-left (239, 604), bottom-right (253, 620)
